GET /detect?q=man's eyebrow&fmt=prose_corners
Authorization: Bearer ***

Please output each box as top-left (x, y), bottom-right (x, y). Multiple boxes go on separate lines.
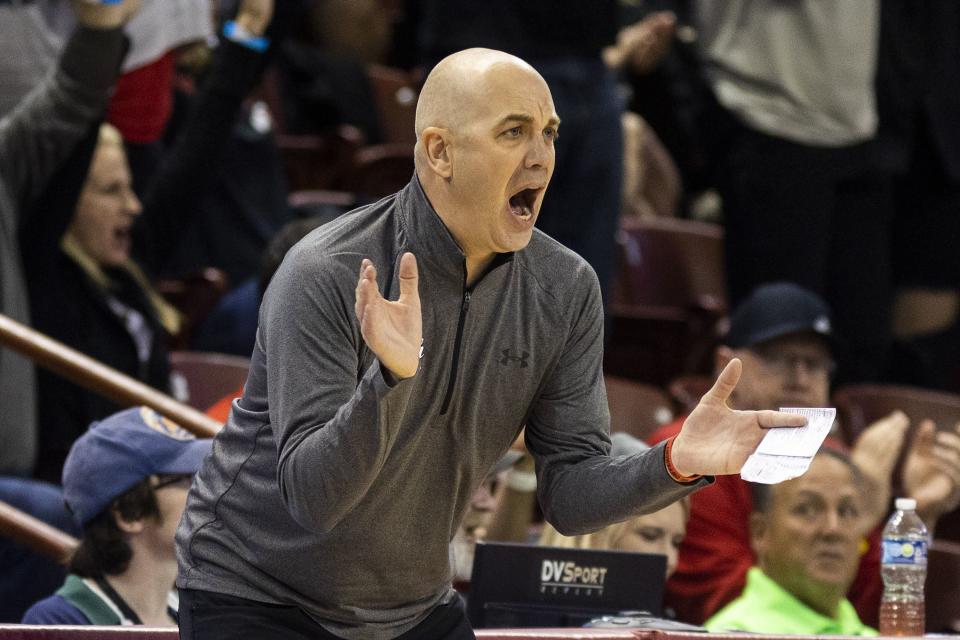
top-left (496, 114), bottom-right (534, 127)
top-left (495, 114), bottom-right (562, 128)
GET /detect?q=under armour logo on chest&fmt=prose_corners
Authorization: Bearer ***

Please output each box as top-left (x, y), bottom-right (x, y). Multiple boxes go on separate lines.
top-left (499, 349), bottom-right (529, 368)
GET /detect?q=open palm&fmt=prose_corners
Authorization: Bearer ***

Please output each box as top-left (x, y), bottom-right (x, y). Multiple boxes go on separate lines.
top-left (355, 252), bottom-right (421, 380)
top-left (672, 359), bottom-right (808, 476)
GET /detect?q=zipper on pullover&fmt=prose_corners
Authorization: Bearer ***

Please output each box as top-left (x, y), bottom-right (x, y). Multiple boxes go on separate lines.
top-left (439, 289), bottom-right (471, 415)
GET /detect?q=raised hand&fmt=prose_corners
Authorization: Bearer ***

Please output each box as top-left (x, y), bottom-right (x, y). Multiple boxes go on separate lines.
top-left (904, 420), bottom-right (960, 528)
top-left (72, 0), bottom-right (141, 29)
top-left (236, 0), bottom-right (274, 36)
top-left (606, 11), bottom-right (677, 75)
top-left (851, 411), bottom-right (909, 531)
top-left (671, 358), bottom-right (807, 476)
top-left (354, 252), bottom-right (422, 380)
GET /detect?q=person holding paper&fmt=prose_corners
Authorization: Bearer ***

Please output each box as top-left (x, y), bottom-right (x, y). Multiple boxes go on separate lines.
top-left (175, 48), bottom-right (805, 640)
top-left (647, 282), bottom-right (960, 627)
top-left (704, 448), bottom-right (876, 635)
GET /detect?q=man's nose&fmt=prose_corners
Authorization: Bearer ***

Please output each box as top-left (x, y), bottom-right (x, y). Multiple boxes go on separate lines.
top-left (822, 508), bottom-right (844, 534)
top-left (125, 188), bottom-right (143, 217)
top-left (525, 136), bottom-right (553, 169)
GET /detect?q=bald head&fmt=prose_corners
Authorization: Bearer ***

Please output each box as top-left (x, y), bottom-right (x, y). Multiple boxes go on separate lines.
top-left (411, 47), bottom-right (559, 277)
top-left (415, 48), bottom-right (546, 139)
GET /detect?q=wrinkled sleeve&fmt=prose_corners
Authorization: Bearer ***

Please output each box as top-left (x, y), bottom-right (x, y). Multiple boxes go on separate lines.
top-left (525, 263), bottom-right (709, 535)
top-left (0, 25), bottom-right (124, 213)
top-left (263, 247), bottom-right (416, 533)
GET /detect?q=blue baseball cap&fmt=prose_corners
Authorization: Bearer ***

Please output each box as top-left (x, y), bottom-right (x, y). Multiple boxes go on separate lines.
top-left (62, 406), bottom-right (212, 527)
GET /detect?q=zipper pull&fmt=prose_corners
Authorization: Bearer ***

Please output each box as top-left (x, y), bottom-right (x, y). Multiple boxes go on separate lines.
top-left (463, 291), bottom-right (471, 309)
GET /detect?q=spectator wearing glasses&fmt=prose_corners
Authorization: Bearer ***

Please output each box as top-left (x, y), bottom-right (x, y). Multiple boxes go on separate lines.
top-left (648, 282), bottom-right (960, 626)
top-left (21, 407), bottom-right (211, 626)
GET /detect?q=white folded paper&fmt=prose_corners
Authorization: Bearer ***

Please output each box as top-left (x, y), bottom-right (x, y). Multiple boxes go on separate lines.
top-left (740, 407), bottom-right (837, 484)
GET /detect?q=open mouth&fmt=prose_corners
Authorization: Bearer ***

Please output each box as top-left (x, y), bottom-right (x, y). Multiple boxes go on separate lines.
top-left (508, 188), bottom-right (540, 220)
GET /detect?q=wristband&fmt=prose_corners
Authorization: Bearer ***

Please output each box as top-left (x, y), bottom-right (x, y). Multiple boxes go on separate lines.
top-left (506, 470), bottom-right (537, 493)
top-left (223, 20), bottom-right (270, 52)
top-left (664, 436), bottom-right (703, 484)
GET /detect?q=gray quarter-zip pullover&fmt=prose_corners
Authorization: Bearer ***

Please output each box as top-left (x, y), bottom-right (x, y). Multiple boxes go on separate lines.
top-left (176, 177), bottom-right (707, 639)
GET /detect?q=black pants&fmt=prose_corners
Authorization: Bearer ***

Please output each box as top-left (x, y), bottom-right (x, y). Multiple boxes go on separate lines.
top-left (713, 108), bottom-right (895, 383)
top-left (178, 589), bottom-right (475, 640)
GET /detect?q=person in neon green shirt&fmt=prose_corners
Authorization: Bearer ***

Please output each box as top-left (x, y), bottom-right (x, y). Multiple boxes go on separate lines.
top-left (706, 449), bottom-right (877, 636)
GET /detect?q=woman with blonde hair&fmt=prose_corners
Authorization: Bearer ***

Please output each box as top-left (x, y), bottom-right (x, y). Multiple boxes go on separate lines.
top-left (21, 0), bottom-right (274, 482)
top-left (540, 433), bottom-right (690, 579)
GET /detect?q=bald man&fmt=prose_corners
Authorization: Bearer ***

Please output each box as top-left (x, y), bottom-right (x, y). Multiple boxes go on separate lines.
top-left (175, 48), bottom-right (805, 640)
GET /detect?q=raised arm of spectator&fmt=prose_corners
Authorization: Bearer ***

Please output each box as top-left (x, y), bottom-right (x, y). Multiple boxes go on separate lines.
top-left (903, 420), bottom-right (960, 533)
top-left (133, 0), bottom-right (274, 274)
top-left (850, 411), bottom-right (910, 533)
top-left (0, 0), bottom-right (137, 213)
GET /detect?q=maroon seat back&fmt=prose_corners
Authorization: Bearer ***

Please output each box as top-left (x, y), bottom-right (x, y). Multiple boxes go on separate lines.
top-left (168, 351), bottom-right (250, 412)
top-left (606, 218), bottom-right (725, 386)
top-left (0, 628), bottom-right (177, 639)
top-left (605, 375), bottom-right (674, 441)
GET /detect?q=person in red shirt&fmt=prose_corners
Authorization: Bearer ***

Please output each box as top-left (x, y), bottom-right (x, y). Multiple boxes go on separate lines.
top-left (648, 282), bottom-right (960, 626)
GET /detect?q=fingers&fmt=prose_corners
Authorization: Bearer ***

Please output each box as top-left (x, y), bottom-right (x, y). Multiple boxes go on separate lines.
top-left (701, 358), bottom-right (742, 407)
top-left (933, 429), bottom-right (960, 474)
top-left (857, 411), bottom-right (910, 454)
top-left (755, 409), bottom-right (808, 429)
top-left (397, 252), bottom-right (419, 304)
top-left (354, 259), bottom-right (378, 324)
top-left (913, 419), bottom-right (937, 452)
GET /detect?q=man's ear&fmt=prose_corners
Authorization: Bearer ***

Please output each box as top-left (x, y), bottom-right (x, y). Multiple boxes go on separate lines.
top-left (421, 127), bottom-right (452, 179)
top-left (112, 508), bottom-right (145, 535)
top-left (749, 511), bottom-right (768, 558)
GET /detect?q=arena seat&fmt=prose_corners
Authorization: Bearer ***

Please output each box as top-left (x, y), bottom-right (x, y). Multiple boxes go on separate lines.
top-left (276, 126), bottom-right (363, 192)
top-left (605, 375), bottom-right (674, 441)
top-left (288, 189), bottom-right (358, 214)
top-left (156, 268), bottom-right (229, 350)
top-left (605, 217), bottom-right (725, 386)
top-left (927, 539), bottom-right (960, 633)
top-left (365, 64), bottom-right (421, 146)
top-left (833, 383), bottom-right (960, 443)
top-left (167, 351), bottom-right (250, 412)
top-left (667, 375), bottom-right (713, 415)
top-left (338, 143), bottom-right (415, 199)
top-left (0, 628), bottom-right (176, 639)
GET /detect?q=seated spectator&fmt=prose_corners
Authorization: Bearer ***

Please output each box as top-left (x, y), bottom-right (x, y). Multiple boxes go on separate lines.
top-left (22, 0), bottom-right (274, 482)
top-left (22, 406), bottom-right (211, 626)
top-left (0, 1), bottom-right (138, 620)
top-left (648, 282), bottom-right (960, 626)
top-left (539, 433), bottom-right (689, 579)
top-left (705, 449), bottom-right (876, 636)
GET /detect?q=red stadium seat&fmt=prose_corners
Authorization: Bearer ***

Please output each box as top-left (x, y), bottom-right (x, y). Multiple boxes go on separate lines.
top-left (168, 351), bottom-right (250, 412)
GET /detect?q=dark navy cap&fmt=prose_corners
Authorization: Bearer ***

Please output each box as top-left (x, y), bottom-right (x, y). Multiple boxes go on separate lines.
top-left (723, 282), bottom-right (835, 349)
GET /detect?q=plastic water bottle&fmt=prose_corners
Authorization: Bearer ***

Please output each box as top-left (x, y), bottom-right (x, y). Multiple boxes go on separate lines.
top-left (879, 497), bottom-right (928, 636)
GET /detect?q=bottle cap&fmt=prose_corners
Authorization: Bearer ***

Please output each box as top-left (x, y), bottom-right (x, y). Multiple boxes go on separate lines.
top-left (895, 497), bottom-right (917, 511)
